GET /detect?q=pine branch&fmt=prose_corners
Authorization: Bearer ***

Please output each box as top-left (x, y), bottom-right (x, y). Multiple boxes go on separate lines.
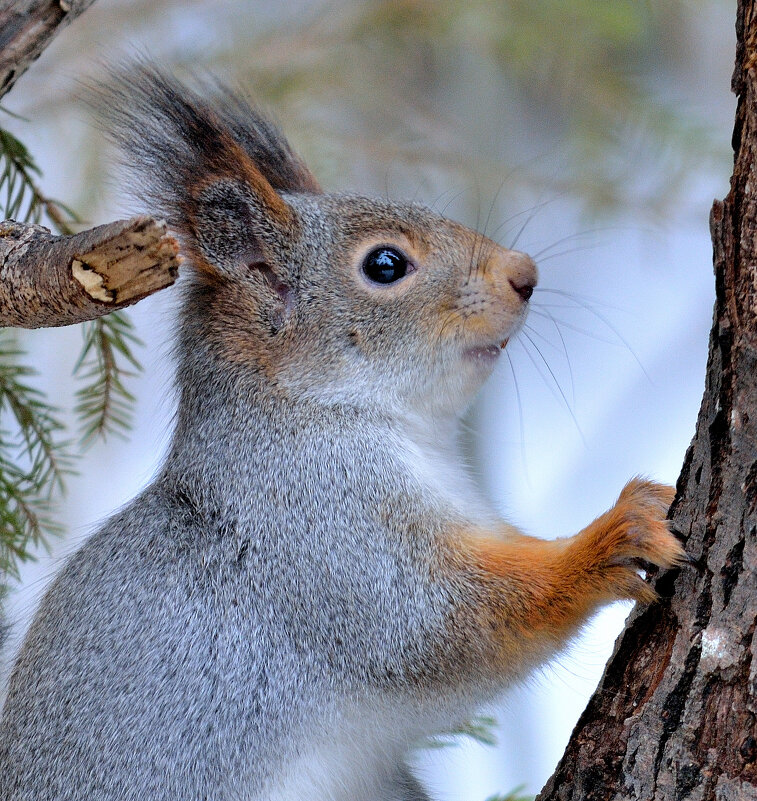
top-left (0, 215), bottom-right (181, 328)
top-left (0, 104), bottom-right (178, 589)
top-left (0, 330), bottom-right (71, 583)
top-left (0, 121), bottom-right (175, 440)
top-left (74, 311), bottom-right (142, 443)
top-left (0, 129), bottom-right (155, 443)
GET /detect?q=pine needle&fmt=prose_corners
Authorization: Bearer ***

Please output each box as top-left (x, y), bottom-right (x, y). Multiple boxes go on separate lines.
top-left (422, 714), bottom-right (499, 749)
top-left (0, 331), bottom-right (72, 583)
top-left (74, 312), bottom-right (142, 444)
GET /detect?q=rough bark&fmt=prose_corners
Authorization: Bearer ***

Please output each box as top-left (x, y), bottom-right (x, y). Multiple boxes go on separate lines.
top-left (0, 217), bottom-right (180, 327)
top-left (0, 0), bottom-right (97, 100)
top-left (536, 4), bottom-right (757, 801)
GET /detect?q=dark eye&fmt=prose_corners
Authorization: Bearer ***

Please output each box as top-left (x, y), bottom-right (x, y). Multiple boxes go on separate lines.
top-left (362, 247), bottom-right (409, 284)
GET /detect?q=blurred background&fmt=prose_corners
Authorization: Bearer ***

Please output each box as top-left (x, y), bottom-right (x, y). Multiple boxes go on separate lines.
top-left (0, 0), bottom-right (736, 798)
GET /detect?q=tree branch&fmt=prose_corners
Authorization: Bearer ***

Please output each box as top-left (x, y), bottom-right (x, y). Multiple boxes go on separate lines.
top-left (0, 216), bottom-right (180, 328)
top-left (0, 0), bottom-right (98, 100)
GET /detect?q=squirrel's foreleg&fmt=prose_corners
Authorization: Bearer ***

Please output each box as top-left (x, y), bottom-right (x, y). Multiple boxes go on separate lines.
top-left (444, 479), bottom-right (686, 672)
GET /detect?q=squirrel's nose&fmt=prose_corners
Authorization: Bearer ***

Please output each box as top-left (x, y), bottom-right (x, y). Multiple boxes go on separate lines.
top-left (505, 251), bottom-right (538, 302)
top-left (509, 277), bottom-right (534, 302)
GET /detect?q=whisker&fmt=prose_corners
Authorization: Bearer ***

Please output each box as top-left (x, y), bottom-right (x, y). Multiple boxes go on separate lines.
top-left (505, 349), bottom-right (530, 483)
top-left (535, 244), bottom-right (599, 264)
top-left (468, 181), bottom-right (483, 279)
top-left (518, 333), bottom-right (586, 444)
top-left (438, 187), bottom-right (470, 217)
top-left (481, 173), bottom-right (511, 242)
top-left (489, 196), bottom-right (560, 246)
top-left (474, 178), bottom-right (503, 278)
top-left (531, 300), bottom-right (630, 312)
top-left (522, 322), bottom-right (564, 354)
top-left (530, 309), bottom-right (576, 406)
top-left (531, 301), bottom-right (603, 309)
top-left (410, 177), bottom-right (425, 204)
top-left (534, 287), bottom-right (627, 313)
top-left (508, 196), bottom-right (549, 251)
top-left (538, 291), bottom-right (650, 380)
top-left (478, 233), bottom-right (499, 280)
top-left (529, 228), bottom-right (613, 260)
top-left (528, 308), bottom-right (618, 345)
top-left (427, 187), bottom-right (458, 213)
top-left (467, 232), bottom-right (477, 280)
top-left (487, 150), bottom-right (562, 247)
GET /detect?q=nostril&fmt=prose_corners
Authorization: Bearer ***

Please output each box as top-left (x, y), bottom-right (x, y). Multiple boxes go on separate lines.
top-left (509, 278), bottom-right (534, 302)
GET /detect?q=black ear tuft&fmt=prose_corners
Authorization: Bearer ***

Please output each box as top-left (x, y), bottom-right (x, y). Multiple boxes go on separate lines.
top-left (91, 61), bottom-right (319, 274)
top-left (207, 81), bottom-right (321, 195)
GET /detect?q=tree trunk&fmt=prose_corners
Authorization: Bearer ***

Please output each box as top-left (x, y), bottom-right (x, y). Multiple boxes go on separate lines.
top-left (536, 4), bottom-right (757, 800)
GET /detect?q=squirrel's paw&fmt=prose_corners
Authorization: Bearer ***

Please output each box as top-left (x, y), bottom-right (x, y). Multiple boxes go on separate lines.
top-left (578, 478), bottom-right (687, 604)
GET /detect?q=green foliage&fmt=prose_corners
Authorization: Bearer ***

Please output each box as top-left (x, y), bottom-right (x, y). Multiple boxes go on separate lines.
top-left (485, 787), bottom-right (533, 801)
top-left (0, 118), bottom-right (142, 593)
top-left (0, 125), bottom-right (79, 230)
top-left (425, 715), bottom-right (499, 749)
top-left (75, 313), bottom-right (142, 444)
top-left (422, 717), bottom-right (534, 800)
top-left (0, 331), bottom-right (72, 584)
top-left (0, 126), bottom-right (43, 223)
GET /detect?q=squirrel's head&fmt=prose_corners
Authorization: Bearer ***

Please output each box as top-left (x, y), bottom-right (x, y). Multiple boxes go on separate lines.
top-left (101, 65), bottom-right (537, 421)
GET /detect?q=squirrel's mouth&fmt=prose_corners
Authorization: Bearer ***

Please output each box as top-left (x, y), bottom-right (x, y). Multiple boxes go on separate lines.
top-left (463, 337), bottom-right (511, 366)
top-left (463, 343), bottom-right (502, 364)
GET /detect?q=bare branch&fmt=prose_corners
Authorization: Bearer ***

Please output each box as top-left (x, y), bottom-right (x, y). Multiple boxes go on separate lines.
top-left (0, 0), bottom-right (98, 100)
top-left (0, 216), bottom-right (180, 328)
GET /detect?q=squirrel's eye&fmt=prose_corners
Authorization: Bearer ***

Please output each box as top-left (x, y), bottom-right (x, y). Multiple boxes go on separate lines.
top-left (362, 247), bottom-right (409, 284)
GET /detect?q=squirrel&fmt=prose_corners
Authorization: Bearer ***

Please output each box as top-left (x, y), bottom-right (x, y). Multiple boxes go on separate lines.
top-left (0, 64), bottom-right (686, 801)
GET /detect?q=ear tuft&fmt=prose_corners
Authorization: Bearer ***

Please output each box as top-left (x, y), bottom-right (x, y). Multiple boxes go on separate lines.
top-left (91, 61), bottom-right (318, 274)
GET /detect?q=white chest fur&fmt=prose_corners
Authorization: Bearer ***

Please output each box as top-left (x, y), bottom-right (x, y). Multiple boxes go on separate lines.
top-left (396, 417), bottom-right (496, 527)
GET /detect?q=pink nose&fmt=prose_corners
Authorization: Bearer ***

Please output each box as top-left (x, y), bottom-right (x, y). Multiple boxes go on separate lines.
top-left (506, 251), bottom-right (538, 302)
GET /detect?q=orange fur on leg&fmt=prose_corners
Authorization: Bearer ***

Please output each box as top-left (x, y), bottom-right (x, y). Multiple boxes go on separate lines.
top-left (444, 478), bottom-right (686, 673)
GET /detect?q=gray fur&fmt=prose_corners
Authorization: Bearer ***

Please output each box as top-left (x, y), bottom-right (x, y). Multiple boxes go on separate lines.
top-left (0, 361), bottom-right (477, 799)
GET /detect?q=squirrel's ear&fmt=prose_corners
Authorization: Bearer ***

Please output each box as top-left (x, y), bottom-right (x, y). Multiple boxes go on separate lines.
top-left (184, 152), bottom-right (296, 278)
top-left (94, 62), bottom-right (320, 278)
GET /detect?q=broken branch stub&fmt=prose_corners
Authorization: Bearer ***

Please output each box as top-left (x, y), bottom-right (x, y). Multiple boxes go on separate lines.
top-left (0, 216), bottom-right (181, 328)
